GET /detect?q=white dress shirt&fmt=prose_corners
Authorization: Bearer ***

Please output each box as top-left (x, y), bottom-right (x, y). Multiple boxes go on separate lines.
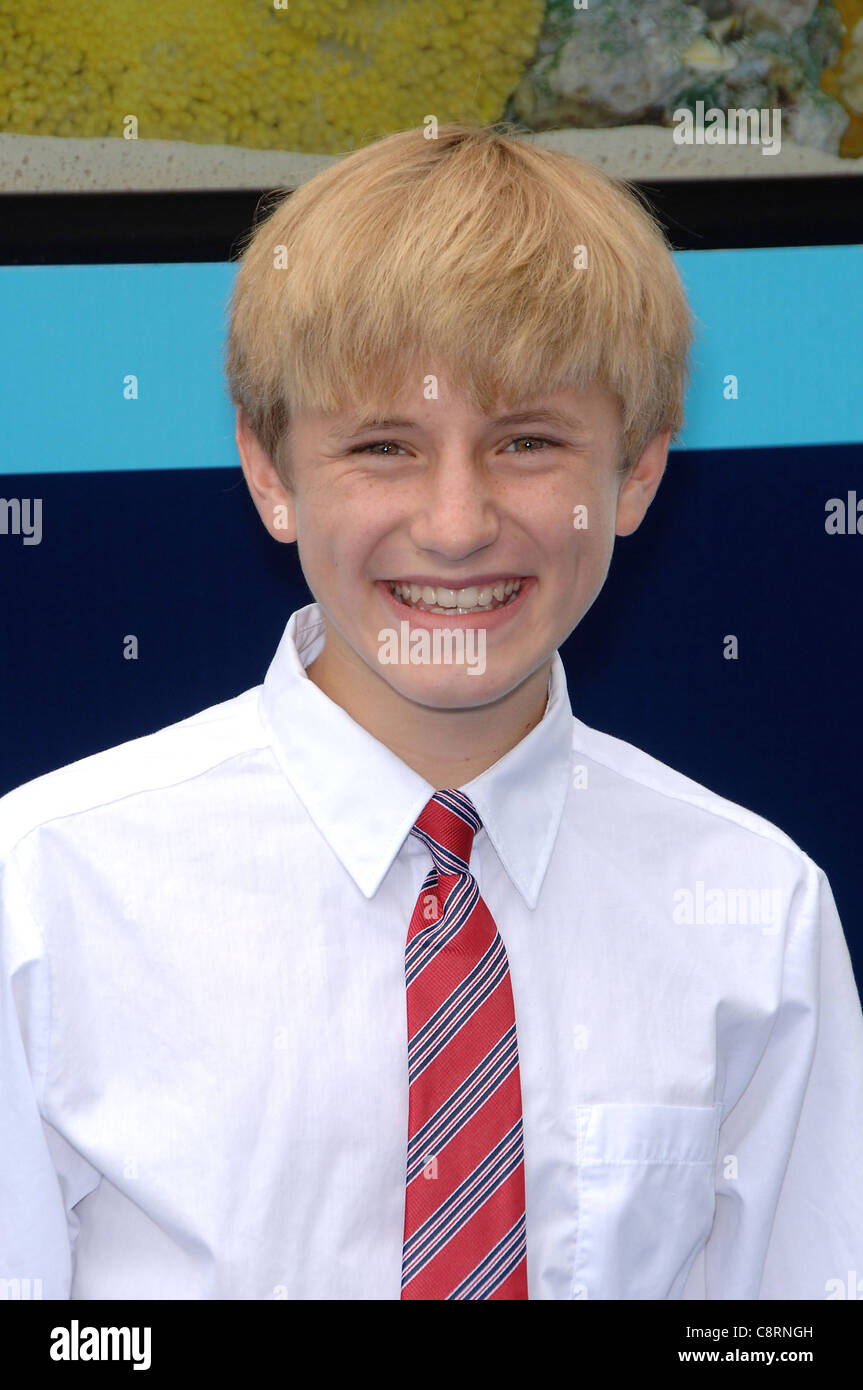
top-left (2, 600), bottom-right (862, 1301)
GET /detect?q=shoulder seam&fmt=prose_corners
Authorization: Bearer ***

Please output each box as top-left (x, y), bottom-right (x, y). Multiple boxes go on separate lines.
top-left (1, 741), bottom-right (272, 864)
top-left (570, 725), bottom-right (805, 859)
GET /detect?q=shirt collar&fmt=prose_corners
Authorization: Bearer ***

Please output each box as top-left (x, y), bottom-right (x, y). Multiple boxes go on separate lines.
top-left (259, 602), bottom-right (573, 908)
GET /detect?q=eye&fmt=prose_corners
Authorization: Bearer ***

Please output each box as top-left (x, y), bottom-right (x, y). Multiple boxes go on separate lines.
top-left (349, 440), bottom-right (406, 455)
top-left (503, 435), bottom-right (558, 452)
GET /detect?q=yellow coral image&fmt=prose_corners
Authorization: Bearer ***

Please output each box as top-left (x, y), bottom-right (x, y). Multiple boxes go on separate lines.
top-left (0, 0), bottom-right (545, 154)
top-left (820, 0), bottom-right (863, 156)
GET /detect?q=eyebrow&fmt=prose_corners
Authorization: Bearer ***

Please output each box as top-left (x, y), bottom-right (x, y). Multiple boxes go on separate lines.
top-left (329, 407), bottom-right (589, 438)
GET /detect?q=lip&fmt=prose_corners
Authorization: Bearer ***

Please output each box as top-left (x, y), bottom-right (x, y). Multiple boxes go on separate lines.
top-left (376, 576), bottom-right (534, 631)
top-left (385, 573), bottom-right (527, 589)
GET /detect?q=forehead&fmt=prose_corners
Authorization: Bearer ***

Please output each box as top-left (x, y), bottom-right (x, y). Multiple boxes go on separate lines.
top-left (316, 377), bottom-right (619, 439)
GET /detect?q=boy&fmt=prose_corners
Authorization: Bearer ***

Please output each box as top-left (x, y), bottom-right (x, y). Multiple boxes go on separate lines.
top-left (2, 123), bottom-right (862, 1301)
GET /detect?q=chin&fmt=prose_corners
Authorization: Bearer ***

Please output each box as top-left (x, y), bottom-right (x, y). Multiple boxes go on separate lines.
top-left (382, 668), bottom-right (521, 711)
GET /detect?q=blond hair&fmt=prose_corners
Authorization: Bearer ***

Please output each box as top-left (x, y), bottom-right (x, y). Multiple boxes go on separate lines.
top-left (224, 122), bottom-right (694, 479)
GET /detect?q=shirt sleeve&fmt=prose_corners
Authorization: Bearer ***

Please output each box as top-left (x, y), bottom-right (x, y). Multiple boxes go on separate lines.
top-left (0, 847), bottom-right (100, 1300)
top-left (694, 855), bottom-right (863, 1299)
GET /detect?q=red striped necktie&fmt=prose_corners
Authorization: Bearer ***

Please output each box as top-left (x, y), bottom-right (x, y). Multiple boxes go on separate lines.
top-left (400, 789), bottom-right (528, 1300)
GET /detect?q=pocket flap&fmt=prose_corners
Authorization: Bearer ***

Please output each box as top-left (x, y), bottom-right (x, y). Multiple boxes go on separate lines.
top-left (576, 1102), bottom-right (721, 1166)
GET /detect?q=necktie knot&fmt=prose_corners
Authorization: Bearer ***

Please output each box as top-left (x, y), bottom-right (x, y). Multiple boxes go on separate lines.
top-left (411, 790), bottom-right (481, 878)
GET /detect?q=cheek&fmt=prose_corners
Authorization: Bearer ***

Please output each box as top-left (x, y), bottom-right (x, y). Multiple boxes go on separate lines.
top-left (534, 473), bottom-right (611, 538)
top-left (299, 493), bottom-right (388, 576)
top-left (548, 494), bottom-right (606, 557)
top-left (572, 486), bottom-right (618, 544)
top-left (550, 500), bottom-right (617, 592)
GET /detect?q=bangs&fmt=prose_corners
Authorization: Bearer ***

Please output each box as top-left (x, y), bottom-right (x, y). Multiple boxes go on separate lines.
top-left (225, 123), bottom-right (694, 477)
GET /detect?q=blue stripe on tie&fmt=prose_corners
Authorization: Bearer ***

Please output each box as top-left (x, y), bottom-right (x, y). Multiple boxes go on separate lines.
top-left (407, 1026), bottom-right (517, 1164)
top-left (433, 790), bottom-right (482, 832)
top-left (475, 1232), bottom-right (527, 1299)
top-left (408, 867), bottom-right (475, 967)
top-left (401, 1124), bottom-right (524, 1285)
top-left (405, 873), bottom-right (478, 984)
top-left (407, 937), bottom-right (508, 1079)
top-left (406, 1026), bottom-right (519, 1182)
top-left (408, 934), bottom-right (503, 1058)
top-left (446, 1212), bottom-right (527, 1300)
top-left (407, 953), bottom-right (509, 1081)
top-left (411, 824), bottom-right (470, 877)
top-left (401, 1119), bottom-right (524, 1285)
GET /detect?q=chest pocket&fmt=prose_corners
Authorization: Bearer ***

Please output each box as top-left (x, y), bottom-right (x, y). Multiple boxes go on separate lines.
top-left (571, 1102), bottom-right (721, 1299)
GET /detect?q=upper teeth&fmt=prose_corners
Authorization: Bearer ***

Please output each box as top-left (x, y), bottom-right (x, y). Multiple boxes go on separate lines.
top-left (390, 579), bottom-right (521, 612)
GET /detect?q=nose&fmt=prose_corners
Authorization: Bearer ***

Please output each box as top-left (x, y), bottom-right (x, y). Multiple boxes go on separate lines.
top-left (408, 452), bottom-right (501, 560)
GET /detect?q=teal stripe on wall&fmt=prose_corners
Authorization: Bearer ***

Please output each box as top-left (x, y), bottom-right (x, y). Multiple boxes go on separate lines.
top-left (1, 245), bottom-right (860, 475)
top-left (675, 245), bottom-right (863, 455)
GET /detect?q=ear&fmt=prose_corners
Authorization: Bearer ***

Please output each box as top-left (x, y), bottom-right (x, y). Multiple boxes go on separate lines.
top-left (615, 428), bottom-right (671, 538)
top-left (235, 405), bottom-right (297, 544)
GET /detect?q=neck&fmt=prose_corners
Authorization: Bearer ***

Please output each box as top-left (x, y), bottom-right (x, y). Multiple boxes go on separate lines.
top-left (305, 621), bottom-right (551, 788)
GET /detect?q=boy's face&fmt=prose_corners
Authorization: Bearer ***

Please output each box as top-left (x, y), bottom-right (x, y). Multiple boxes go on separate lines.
top-left (238, 368), bottom-right (669, 712)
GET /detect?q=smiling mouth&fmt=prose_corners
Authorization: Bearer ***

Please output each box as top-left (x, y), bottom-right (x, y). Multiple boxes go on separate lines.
top-left (388, 579), bottom-right (523, 615)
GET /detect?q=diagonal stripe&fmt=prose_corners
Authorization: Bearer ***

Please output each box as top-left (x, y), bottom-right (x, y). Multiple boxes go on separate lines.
top-left (402, 1141), bottom-right (525, 1287)
top-left (404, 1120), bottom-right (524, 1267)
top-left (402, 789), bottom-right (527, 1300)
top-left (407, 941), bottom-right (508, 1079)
top-left (446, 1212), bottom-right (527, 1300)
top-left (432, 789), bottom-right (482, 832)
top-left (401, 1119), bottom-right (524, 1284)
top-left (476, 1241), bottom-right (527, 1300)
top-left (411, 823), bottom-right (470, 876)
top-left (408, 932), bottom-right (503, 1056)
top-left (406, 874), bottom-right (479, 982)
top-left (406, 1025), bottom-right (517, 1162)
top-left (406, 1026), bottom-right (519, 1180)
